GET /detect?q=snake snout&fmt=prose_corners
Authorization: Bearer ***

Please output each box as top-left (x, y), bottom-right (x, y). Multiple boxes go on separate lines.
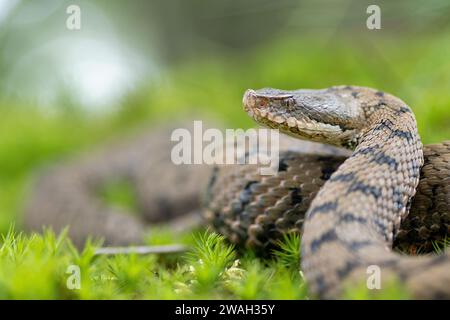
top-left (243, 89), bottom-right (258, 112)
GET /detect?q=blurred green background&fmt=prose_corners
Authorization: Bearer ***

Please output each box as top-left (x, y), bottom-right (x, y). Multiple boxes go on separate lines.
top-left (0, 0), bottom-right (449, 235)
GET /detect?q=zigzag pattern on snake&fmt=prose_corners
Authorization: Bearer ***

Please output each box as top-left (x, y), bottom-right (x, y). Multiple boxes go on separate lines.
top-left (24, 86), bottom-right (450, 299)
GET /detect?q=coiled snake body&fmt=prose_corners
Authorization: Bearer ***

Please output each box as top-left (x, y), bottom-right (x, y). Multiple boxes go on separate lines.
top-left (24, 86), bottom-right (450, 299)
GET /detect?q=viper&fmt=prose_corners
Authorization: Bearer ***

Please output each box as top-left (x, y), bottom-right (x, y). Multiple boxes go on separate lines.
top-left (24, 86), bottom-right (450, 299)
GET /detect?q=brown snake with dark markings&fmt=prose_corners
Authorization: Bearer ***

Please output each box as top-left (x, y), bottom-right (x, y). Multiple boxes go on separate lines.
top-left (24, 86), bottom-right (449, 299)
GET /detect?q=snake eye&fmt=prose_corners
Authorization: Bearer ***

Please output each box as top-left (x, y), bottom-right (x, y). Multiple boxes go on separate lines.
top-left (255, 94), bottom-right (293, 108)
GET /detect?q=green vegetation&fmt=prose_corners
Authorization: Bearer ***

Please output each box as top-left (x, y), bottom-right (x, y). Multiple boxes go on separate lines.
top-left (99, 179), bottom-right (139, 215)
top-left (0, 228), bottom-right (307, 299)
top-left (0, 33), bottom-right (449, 299)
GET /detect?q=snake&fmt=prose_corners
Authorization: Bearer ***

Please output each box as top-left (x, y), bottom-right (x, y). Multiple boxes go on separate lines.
top-left (23, 86), bottom-right (450, 299)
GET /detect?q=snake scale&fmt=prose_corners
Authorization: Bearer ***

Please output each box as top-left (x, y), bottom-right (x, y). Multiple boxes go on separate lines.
top-left (24, 86), bottom-right (449, 299)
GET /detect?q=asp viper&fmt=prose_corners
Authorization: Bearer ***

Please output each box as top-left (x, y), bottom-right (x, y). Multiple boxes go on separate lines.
top-left (24, 86), bottom-right (450, 298)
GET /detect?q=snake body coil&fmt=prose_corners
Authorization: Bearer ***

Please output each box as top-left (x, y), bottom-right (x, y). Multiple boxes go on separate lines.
top-left (24, 86), bottom-right (450, 299)
top-left (242, 86), bottom-right (450, 298)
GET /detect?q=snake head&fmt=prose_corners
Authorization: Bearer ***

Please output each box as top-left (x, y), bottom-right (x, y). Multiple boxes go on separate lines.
top-left (243, 87), bottom-right (367, 149)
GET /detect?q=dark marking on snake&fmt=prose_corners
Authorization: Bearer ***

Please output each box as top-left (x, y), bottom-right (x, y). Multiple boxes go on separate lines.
top-left (318, 156), bottom-right (341, 180)
top-left (278, 158), bottom-right (289, 172)
top-left (239, 181), bottom-right (258, 205)
top-left (205, 167), bottom-right (219, 203)
top-left (373, 119), bottom-right (395, 132)
top-left (317, 155), bottom-right (335, 162)
top-left (308, 201), bottom-right (338, 218)
top-left (320, 165), bottom-right (335, 180)
top-left (289, 187), bottom-right (303, 205)
top-left (393, 189), bottom-right (405, 211)
top-left (329, 172), bottom-right (356, 183)
top-left (396, 106), bottom-right (411, 114)
top-left (336, 260), bottom-right (359, 279)
top-left (371, 151), bottom-right (398, 169)
top-left (373, 101), bottom-right (387, 109)
top-left (339, 212), bottom-right (368, 225)
top-left (315, 276), bottom-right (328, 297)
top-left (373, 217), bottom-right (389, 239)
top-left (348, 180), bottom-right (381, 199)
top-left (390, 129), bottom-right (413, 142)
top-left (344, 240), bottom-right (373, 251)
top-left (231, 200), bottom-right (244, 215)
top-left (310, 229), bottom-right (338, 253)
